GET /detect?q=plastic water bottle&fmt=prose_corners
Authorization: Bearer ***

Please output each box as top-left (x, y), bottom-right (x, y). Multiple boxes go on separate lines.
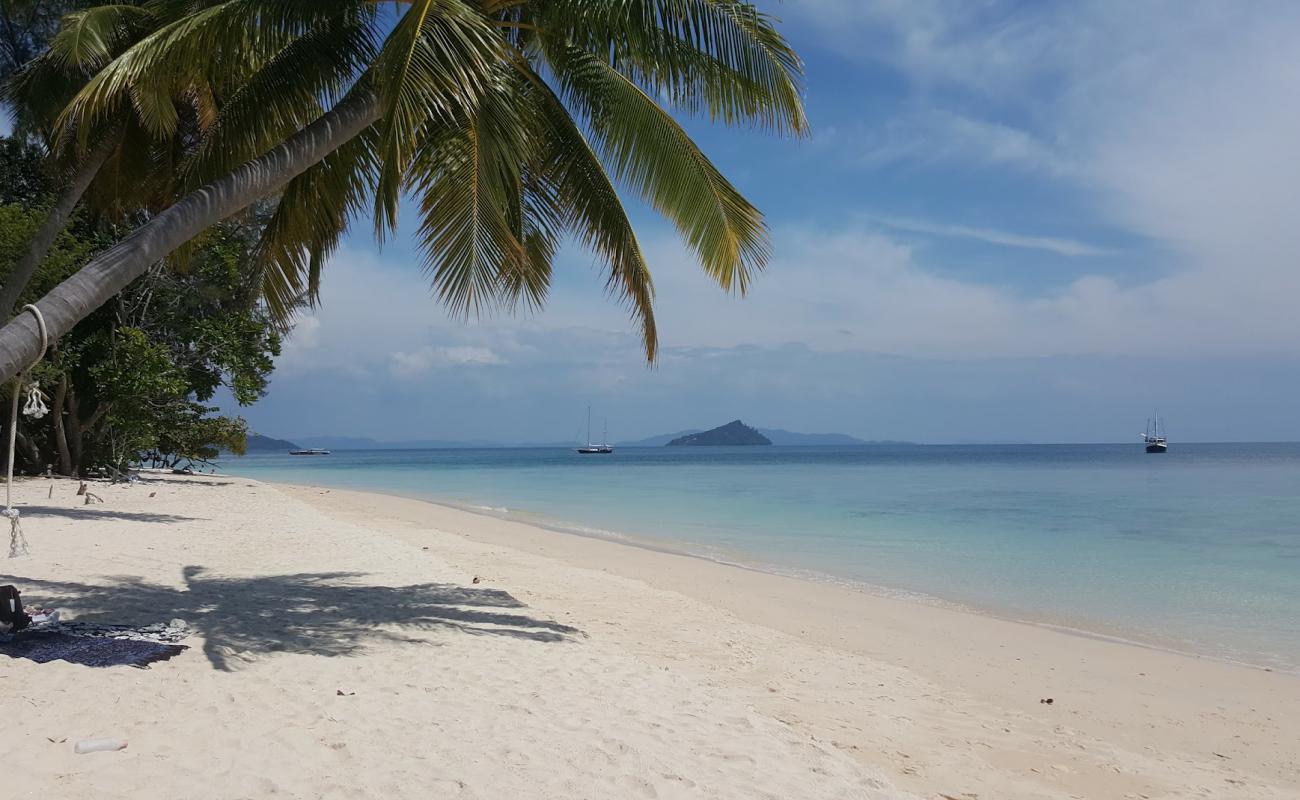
top-left (74, 739), bottom-right (127, 754)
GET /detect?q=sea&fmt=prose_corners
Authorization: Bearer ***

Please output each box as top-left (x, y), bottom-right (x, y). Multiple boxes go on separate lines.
top-left (223, 443), bottom-right (1300, 672)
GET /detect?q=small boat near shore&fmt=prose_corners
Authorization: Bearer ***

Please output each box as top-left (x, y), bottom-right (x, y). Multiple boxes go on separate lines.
top-left (289, 448), bottom-right (331, 456)
top-left (1142, 413), bottom-right (1168, 454)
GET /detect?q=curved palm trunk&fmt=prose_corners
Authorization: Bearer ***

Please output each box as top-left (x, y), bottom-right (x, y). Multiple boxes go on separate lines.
top-left (0, 134), bottom-right (117, 318)
top-left (0, 93), bottom-right (381, 384)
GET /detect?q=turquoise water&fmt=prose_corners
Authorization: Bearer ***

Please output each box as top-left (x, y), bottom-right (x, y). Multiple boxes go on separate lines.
top-left (224, 444), bottom-right (1300, 671)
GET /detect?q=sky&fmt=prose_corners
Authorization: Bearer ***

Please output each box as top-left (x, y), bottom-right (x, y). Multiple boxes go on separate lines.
top-left (232, 0), bottom-right (1300, 444)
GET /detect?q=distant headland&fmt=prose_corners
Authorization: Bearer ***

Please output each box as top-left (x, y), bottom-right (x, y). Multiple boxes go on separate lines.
top-left (667, 420), bottom-right (771, 447)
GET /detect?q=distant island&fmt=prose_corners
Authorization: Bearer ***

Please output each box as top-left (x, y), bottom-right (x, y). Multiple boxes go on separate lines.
top-left (623, 428), bottom-right (913, 447)
top-left (246, 434), bottom-right (301, 452)
top-left (667, 420), bottom-right (772, 447)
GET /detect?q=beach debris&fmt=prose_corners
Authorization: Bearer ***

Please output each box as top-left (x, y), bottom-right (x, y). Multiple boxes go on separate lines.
top-left (76, 482), bottom-right (87, 496)
top-left (336, 689), bottom-right (355, 697)
top-left (47, 485), bottom-right (52, 499)
top-left (74, 738), bottom-right (127, 754)
top-left (1213, 752), bottom-right (1232, 759)
top-left (1039, 698), bottom-right (1055, 705)
top-left (46, 737), bottom-right (67, 744)
top-left (471, 576), bottom-right (482, 584)
top-left (83, 492), bottom-right (103, 505)
top-left (149, 492), bottom-right (156, 498)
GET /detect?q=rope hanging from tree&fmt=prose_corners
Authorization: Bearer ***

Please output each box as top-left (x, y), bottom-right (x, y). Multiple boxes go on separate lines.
top-left (7, 304), bottom-right (48, 558)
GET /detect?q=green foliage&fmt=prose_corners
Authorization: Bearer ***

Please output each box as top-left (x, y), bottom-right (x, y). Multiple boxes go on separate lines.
top-left (0, 137), bottom-right (52, 203)
top-left (0, 135), bottom-right (285, 475)
top-left (0, 199), bottom-right (105, 292)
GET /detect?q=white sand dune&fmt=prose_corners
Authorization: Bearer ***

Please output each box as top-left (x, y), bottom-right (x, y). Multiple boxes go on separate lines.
top-left (2, 475), bottom-right (1296, 799)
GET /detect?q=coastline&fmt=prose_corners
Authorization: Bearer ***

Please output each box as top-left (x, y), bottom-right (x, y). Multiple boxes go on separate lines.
top-left (278, 478), bottom-right (1296, 675)
top-left (4, 474), bottom-right (1297, 799)
top-left (284, 481), bottom-right (1299, 799)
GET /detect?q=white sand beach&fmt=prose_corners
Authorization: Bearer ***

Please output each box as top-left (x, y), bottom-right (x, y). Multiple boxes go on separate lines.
top-left (2, 475), bottom-right (1297, 799)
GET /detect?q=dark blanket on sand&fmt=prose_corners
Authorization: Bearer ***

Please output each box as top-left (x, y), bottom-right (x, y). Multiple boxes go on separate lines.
top-left (1, 630), bottom-right (187, 668)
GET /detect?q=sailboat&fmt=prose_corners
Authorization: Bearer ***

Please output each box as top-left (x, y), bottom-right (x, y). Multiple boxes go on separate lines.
top-left (576, 407), bottom-right (614, 454)
top-left (1142, 412), bottom-right (1168, 454)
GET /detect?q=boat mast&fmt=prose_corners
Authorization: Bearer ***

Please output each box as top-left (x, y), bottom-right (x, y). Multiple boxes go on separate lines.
top-left (586, 406), bottom-right (592, 446)
top-left (603, 418), bottom-right (608, 447)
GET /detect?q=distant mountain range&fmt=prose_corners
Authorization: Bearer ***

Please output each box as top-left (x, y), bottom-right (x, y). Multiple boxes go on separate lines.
top-left (247, 427), bottom-right (916, 451)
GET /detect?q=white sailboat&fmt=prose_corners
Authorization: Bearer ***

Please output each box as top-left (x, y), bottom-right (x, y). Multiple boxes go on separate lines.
top-left (576, 407), bottom-right (614, 454)
top-left (1142, 412), bottom-right (1168, 454)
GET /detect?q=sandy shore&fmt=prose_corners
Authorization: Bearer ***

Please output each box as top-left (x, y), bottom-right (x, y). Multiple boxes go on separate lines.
top-left (2, 475), bottom-right (1297, 799)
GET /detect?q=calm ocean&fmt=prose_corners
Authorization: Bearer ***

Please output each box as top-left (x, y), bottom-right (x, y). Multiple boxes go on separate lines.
top-left (224, 443), bottom-right (1300, 671)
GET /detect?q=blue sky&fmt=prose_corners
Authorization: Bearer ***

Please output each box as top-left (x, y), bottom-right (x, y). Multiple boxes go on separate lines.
top-left (234, 1), bottom-right (1300, 444)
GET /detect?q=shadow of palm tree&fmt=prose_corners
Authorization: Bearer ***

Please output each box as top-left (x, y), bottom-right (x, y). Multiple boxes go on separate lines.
top-left (3, 567), bottom-right (580, 671)
top-left (18, 506), bottom-right (203, 524)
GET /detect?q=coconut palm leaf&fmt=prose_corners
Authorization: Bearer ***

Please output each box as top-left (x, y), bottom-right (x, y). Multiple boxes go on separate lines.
top-left (370, 0), bottom-right (502, 236)
top-left (545, 41), bottom-right (766, 293)
top-left (179, 6), bottom-right (380, 190)
top-left (528, 0), bottom-right (806, 135)
top-left (255, 121), bottom-right (381, 322)
top-left (405, 64), bottom-right (529, 317)
top-left (520, 61), bottom-right (658, 359)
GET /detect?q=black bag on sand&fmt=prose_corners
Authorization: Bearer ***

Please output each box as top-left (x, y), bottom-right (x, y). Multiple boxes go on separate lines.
top-left (1, 585), bottom-right (32, 632)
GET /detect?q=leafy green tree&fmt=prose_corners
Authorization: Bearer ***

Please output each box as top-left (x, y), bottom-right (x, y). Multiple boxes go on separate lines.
top-left (0, 1), bottom-right (807, 383)
top-left (0, 138), bottom-right (286, 474)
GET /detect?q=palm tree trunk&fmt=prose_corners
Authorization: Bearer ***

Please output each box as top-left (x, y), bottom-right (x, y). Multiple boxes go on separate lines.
top-left (0, 92), bottom-right (381, 384)
top-left (0, 134), bottom-right (117, 318)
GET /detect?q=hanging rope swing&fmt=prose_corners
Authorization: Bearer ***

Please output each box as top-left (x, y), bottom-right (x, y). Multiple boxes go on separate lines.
top-left (7, 304), bottom-right (49, 558)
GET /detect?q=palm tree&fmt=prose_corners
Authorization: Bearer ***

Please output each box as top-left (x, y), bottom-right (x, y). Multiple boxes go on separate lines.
top-left (0, 0), bottom-right (806, 384)
top-left (1, 2), bottom-right (347, 316)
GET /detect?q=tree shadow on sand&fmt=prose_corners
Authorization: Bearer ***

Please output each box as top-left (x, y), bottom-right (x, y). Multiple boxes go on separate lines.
top-left (19, 506), bottom-right (203, 524)
top-left (2, 567), bottom-right (581, 670)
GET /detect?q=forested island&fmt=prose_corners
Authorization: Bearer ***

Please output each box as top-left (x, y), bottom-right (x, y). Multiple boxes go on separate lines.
top-left (667, 421), bottom-right (772, 446)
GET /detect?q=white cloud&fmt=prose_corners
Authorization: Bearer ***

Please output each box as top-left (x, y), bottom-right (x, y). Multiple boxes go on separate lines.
top-left (389, 346), bottom-right (504, 378)
top-left (851, 109), bottom-right (1072, 176)
top-left (867, 214), bottom-right (1108, 257)
top-left (768, 1), bottom-right (1300, 357)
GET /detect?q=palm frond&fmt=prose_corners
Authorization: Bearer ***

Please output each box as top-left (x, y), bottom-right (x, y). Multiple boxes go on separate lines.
top-left (180, 7), bottom-right (379, 190)
top-left (53, 0), bottom-right (359, 145)
top-left (527, 0), bottom-right (806, 135)
top-left (46, 4), bottom-right (156, 74)
top-left (254, 123), bottom-right (381, 325)
top-left (406, 64), bottom-right (528, 318)
top-left (547, 42), bottom-right (768, 294)
top-left (370, 0), bottom-right (503, 237)
top-left (521, 61), bottom-right (658, 359)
